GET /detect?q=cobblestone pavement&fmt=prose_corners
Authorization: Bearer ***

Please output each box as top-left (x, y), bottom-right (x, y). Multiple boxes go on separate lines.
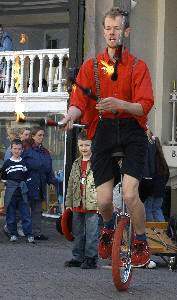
top-left (0, 216), bottom-right (177, 300)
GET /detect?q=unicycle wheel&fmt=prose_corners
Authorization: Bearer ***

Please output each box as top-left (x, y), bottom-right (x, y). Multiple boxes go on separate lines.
top-left (112, 216), bottom-right (134, 291)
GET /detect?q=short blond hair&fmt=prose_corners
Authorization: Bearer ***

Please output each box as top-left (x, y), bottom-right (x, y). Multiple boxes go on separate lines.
top-left (7, 127), bottom-right (20, 137)
top-left (102, 7), bottom-right (130, 28)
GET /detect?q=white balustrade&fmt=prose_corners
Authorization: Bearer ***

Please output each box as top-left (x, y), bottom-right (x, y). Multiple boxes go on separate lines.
top-left (0, 48), bottom-right (69, 97)
top-left (48, 54), bottom-right (54, 93)
top-left (58, 55), bottom-right (63, 93)
top-left (28, 55), bottom-right (34, 93)
top-left (4, 58), bottom-right (10, 94)
top-left (10, 56), bottom-right (15, 93)
top-left (38, 54), bottom-right (44, 93)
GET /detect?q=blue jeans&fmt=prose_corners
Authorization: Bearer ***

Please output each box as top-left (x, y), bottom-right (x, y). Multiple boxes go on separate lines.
top-left (144, 196), bottom-right (165, 222)
top-left (72, 212), bottom-right (99, 262)
top-left (6, 193), bottom-right (33, 238)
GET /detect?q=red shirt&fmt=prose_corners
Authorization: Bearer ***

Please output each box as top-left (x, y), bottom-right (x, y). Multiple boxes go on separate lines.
top-left (73, 160), bottom-right (97, 213)
top-left (70, 47), bottom-right (154, 139)
top-left (80, 159), bottom-right (88, 196)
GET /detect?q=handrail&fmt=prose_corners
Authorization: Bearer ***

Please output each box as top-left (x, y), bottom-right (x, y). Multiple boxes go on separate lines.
top-left (0, 48), bottom-right (69, 96)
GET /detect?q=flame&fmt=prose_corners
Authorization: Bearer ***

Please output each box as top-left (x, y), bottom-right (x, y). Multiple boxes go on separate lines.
top-left (20, 33), bottom-right (28, 44)
top-left (15, 93), bottom-right (25, 122)
top-left (72, 84), bottom-right (76, 93)
top-left (13, 55), bottom-right (26, 122)
top-left (100, 60), bottom-right (114, 76)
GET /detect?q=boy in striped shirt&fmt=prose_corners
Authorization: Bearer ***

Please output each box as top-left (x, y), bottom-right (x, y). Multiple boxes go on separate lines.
top-left (0, 139), bottom-right (34, 243)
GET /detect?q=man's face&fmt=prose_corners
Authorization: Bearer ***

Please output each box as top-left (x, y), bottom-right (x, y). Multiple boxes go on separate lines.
top-left (0, 27), bottom-right (3, 38)
top-left (104, 16), bottom-right (129, 49)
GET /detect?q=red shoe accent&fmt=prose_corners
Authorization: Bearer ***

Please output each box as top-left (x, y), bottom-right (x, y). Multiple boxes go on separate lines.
top-left (98, 228), bottom-right (114, 259)
top-left (108, 258), bottom-right (112, 266)
top-left (109, 259), bottom-right (126, 268)
top-left (131, 240), bottom-right (151, 267)
top-left (119, 258), bottom-right (127, 267)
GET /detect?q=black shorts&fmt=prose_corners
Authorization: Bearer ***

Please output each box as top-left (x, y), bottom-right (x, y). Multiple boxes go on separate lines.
top-left (91, 118), bottom-right (148, 188)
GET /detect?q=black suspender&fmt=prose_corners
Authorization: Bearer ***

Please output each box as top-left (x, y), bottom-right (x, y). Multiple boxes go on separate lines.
top-left (93, 57), bottom-right (100, 99)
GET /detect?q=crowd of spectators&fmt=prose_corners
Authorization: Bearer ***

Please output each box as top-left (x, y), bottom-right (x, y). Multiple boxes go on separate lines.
top-left (0, 126), bottom-right (58, 242)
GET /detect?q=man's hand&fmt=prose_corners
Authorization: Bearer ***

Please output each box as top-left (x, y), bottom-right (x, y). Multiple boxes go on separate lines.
top-left (60, 115), bottom-right (74, 131)
top-left (60, 106), bottom-right (82, 130)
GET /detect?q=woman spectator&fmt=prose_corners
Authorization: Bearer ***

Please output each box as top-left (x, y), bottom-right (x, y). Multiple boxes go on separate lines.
top-left (144, 136), bottom-right (169, 222)
top-left (140, 130), bottom-right (169, 222)
top-left (22, 127), bottom-right (58, 240)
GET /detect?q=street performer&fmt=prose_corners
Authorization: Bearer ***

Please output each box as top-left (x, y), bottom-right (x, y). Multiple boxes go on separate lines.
top-left (62, 7), bottom-right (154, 267)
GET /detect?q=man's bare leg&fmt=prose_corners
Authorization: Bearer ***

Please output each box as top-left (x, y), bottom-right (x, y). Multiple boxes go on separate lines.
top-left (96, 179), bottom-right (115, 259)
top-left (122, 174), bottom-right (146, 235)
top-left (122, 174), bottom-right (151, 266)
top-left (96, 178), bottom-right (114, 222)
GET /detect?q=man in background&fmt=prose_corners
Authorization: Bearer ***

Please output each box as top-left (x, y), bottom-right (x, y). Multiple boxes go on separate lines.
top-left (0, 25), bottom-right (13, 51)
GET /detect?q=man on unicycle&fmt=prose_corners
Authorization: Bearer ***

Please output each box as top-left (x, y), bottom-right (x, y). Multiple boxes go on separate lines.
top-left (62, 7), bottom-right (154, 268)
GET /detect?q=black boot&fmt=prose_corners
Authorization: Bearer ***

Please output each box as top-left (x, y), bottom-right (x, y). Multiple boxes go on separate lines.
top-left (80, 258), bottom-right (97, 269)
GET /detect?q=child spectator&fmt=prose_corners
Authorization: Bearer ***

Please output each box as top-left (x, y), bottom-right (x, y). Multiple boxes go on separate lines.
top-left (19, 127), bottom-right (31, 142)
top-left (0, 139), bottom-right (34, 243)
top-left (64, 131), bottom-right (99, 269)
top-left (16, 127), bottom-right (31, 236)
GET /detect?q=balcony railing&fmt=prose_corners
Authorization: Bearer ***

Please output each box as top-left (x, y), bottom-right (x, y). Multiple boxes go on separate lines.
top-left (0, 48), bottom-right (69, 97)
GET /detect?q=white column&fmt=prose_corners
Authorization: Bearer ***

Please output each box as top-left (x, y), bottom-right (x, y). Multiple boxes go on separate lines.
top-left (48, 54), bottom-right (53, 93)
top-left (57, 55), bottom-right (63, 93)
top-left (38, 54), bottom-right (44, 93)
top-left (154, 0), bottom-right (165, 140)
top-left (19, 56), bottom-right (25, 93)
top-left (4, 58), bottom-right (10, 94)
top-left (28, 55), bottom-right (34, 93)
top-left (10, 56), bottom-right (15, 93)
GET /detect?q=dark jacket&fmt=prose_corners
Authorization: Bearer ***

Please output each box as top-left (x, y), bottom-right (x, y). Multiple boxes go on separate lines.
top-left (139, 139), bottom-right (169, 201)
top-left (152, 169), bottom-right (169, 197)
top-left (143, 141), bottom-right (156, 178)
top-left (22, 144), bottom-right (58, 200)
top-left (0, 31), bottom-right (13, 51)
top-left (139, 140), bottom-right (156, 202)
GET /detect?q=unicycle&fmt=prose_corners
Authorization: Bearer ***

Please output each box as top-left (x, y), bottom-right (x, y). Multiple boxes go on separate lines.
top-left (111, 150), bottom-right (135, 291)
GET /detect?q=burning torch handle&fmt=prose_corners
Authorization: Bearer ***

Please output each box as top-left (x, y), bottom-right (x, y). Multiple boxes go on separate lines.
top-left (111, 11), bottom-right (129, 83)
top-left (118, 11), bottom-right (129, 46)
top-left (41, 119), bottom-right (88, 129)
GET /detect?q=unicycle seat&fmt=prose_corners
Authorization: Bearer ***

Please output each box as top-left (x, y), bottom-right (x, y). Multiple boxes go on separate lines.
top-left (112, 146), bottom-right (125, 158)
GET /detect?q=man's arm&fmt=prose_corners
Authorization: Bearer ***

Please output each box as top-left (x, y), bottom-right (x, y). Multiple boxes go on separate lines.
top-left (61, 106), bottom-right (82, 130)
top-left (96, 97), bottom-right (144, 116)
